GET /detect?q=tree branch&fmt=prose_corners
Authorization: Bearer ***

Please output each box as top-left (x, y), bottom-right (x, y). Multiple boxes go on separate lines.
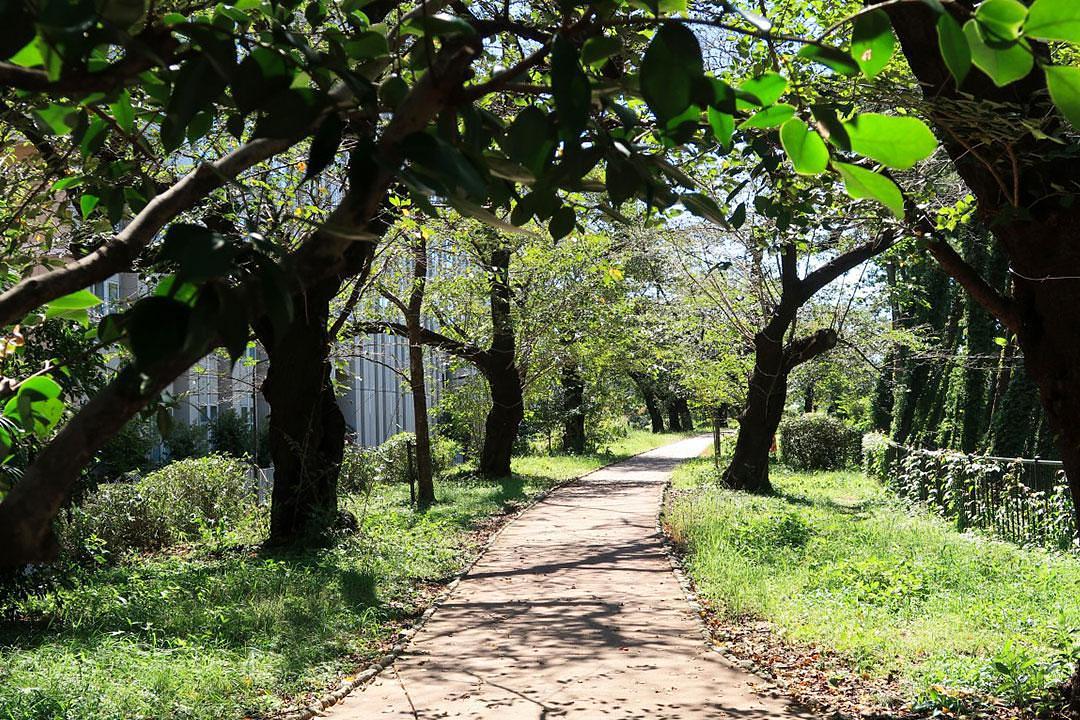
top-left (356, 320), bottom-right (487, 363)
top-left (924, 236), bottom-right (1021, 333)
top-left (798, 231), bottom-right (896, 303)
top-left (0, 136), bottom-right (296, 328)
top-left (0, 30), bottom-right (177, 94)
top-left (784, 328), bottom-right (838, 372)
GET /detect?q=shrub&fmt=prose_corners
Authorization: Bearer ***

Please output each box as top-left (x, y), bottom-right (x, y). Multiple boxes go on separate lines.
top-left (339, 444), bottom-right (376, 494)
top-left (93, 418), bottom-right (158, 480)
top-left (861, 432), bottom-right (890, 479)
top-left (209, 409), bottom-right (253, 458)
top-left (778, 413), bottom-right (861, 471)
top-left (338, 433), bottom-right (460, 494)
top-left (59, 455), bottom-right (253, 559)
top-left (139, 454), bottom-right (252, 538)
top-left (60, 482), bottom-right (171, 558)
top-left (164, 421), bottom-right (209, 459)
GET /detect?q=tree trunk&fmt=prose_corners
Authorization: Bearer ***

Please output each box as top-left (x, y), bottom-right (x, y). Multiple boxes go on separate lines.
top-left (560, 362), bottom-right (586, 454)
top-left (479, 365), bottom-right (524, 477)
top-left (477, 247), bottom-right (523, 478)
top-left (667, 399), bottom-right (683, 433)
top-left (675, 397), bottom-right (693, 431)
top-left (406, 236), bottom-right (435, 506)
top-left (723, 323), bottom-right (788, 494)
top-left (261, 276), bottom-right (346, 545)
top-left (724, 301), bottom-right (839, 493)
top-left (631, 372), bottom-right (665, 432)
top-left (803, 382), bottom-right (815, 413)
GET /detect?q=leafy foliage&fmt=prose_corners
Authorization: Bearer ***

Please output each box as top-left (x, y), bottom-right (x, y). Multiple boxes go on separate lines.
top-left (778, 414), bottom-right (861, 471)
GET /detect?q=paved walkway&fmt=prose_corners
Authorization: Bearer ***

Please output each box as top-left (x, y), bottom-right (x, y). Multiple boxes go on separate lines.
top-left (329, 436), bottom-right (811, 719)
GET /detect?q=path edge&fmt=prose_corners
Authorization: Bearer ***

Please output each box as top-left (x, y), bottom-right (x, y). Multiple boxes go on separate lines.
top-left (283, 435), bottom-right (692, 720)
top-left (655, 469), bottom-right (785, 698)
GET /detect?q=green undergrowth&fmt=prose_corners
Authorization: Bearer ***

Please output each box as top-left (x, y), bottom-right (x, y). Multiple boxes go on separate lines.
top-left (666, 460), bottom-right (1080, 715)
top-left (0, 430), bottom-right (684, 720)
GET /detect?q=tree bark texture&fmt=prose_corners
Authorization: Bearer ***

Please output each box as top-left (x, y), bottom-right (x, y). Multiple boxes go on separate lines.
top-left (477, 248), bottom-right (523, 478)
top-left (406, 236), bottom-right (435, 505)
top-left (560, 362), bottom-right (587, 454)
top-left (260, 275), bottom-right (347, 545)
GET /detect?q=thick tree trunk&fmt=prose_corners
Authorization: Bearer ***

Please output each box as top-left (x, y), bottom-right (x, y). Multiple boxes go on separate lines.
top-left (479, 365), bottom-right (524, 477)
top-left (560, 362), bottom-right (586, 454)
top-left (724, 303), bottom-right (838, 493)
top-left (723, 321), bottom-right (788, 494)
top-left (667, 399), bottom-right (683, 433)
top-left (407, 330), bottom-right (435, 504)
top-left (631, 372), bottom-right (665, 432)
top-left (674, 397), bottom-right (693, 431)
top-left (261, 276), bottom-right (346, 545)
top-left (477, 248), bottom-right (523, 479)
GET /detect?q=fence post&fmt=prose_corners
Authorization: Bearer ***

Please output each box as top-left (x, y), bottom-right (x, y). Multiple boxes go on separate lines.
top-left (406, 439), bottom-right (416, 506)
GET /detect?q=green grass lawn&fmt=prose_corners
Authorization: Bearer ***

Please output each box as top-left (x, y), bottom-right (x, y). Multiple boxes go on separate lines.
top-left (0, 429), bottom-right (686, 720)
top-left (666, 460), bottom-right (1080, 714)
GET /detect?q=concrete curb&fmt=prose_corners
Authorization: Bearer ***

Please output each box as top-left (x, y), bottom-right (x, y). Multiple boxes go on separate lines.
top-left (655, 477), bottom-right (783, 697)
top-left (283, 438), bottom-right (687, 719)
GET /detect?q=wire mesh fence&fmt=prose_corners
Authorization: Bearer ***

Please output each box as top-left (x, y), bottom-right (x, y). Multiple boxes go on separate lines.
top-left (868, 439), bottom-right (1077, 552)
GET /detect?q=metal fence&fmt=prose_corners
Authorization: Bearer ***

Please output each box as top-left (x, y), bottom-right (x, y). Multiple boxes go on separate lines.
top-left (870, 440), bottom-right (1077, 551)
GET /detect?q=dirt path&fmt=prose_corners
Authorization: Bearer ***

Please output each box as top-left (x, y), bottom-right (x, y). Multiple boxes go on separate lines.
top-left (328, 436), bottom-right (811, 719)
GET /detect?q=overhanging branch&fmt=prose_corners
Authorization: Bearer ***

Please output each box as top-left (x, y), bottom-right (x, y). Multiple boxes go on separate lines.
top-left (924, 236), bottom-right (1021, 333)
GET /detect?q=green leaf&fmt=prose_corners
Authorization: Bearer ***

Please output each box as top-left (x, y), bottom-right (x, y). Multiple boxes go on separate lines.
top-left (551, 36), bottom-right (591, 140)
top-left (79, 194), bottom-right (99, 219)
top-left (851, 10), bottom-right (895, 78)
top-left (305, 113), bottom-right (342, 181)
top-left (737, 72), bottom-right (786, 107)
top-left (548, 206), bottom-right (576, 240)
top-left (502, 106), bottom-right (554, 175)
top-left (1045, 65), bottom-right (1080, 128)
top-left (640, 23), bottom-right (703, 122)
top-left (45, 289), bottom-right (101, 326)
top-left (109, 91), bottom-right (135, 134)
top-left (681, 192), bottom-right (727, 227)
top-left (844, 113), bottom-right (937, 170)
top-left (18, 376), bottom-right (62, 400)
top-left (963, 19), bottom-right (1033, 87)
top-left (975, 0), bottom-right (1028, 42)
top-left (581, 36), bottom-right (621, 68)
top-left (1026, 0), bottom-right (1080, 43)
top-left (484, 155), bottom-right (536, 184)
top-left (798, 44), bottom-right (860, 75)
top-left (739, 103), bottom-right (795, 129)
top-left (159, 224), bottom-right (238, 285)
top-left (780, 118), bottom-right (829, 175)
top-left (834, 162), bottom-right (905, 218)
top-left (707, 107), bottom-right (734, 148)
top-left (404, 13), bottom-right (476, 38)
top-left (35, 104), bottom-right (77, 135)
top-left (125, 297), bottom-right (192, 369)
top-left (937, 13), bottom-right (972, 86)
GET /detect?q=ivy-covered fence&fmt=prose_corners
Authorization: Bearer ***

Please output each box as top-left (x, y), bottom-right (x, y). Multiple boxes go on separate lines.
top-left (864, 435), bottom-right (1077, 552)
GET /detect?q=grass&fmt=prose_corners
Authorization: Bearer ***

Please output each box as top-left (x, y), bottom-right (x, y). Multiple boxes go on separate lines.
top-left (666, 460), bottom-right (1080, 714)
top-left (0, 429), bottom-right (686, 720)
